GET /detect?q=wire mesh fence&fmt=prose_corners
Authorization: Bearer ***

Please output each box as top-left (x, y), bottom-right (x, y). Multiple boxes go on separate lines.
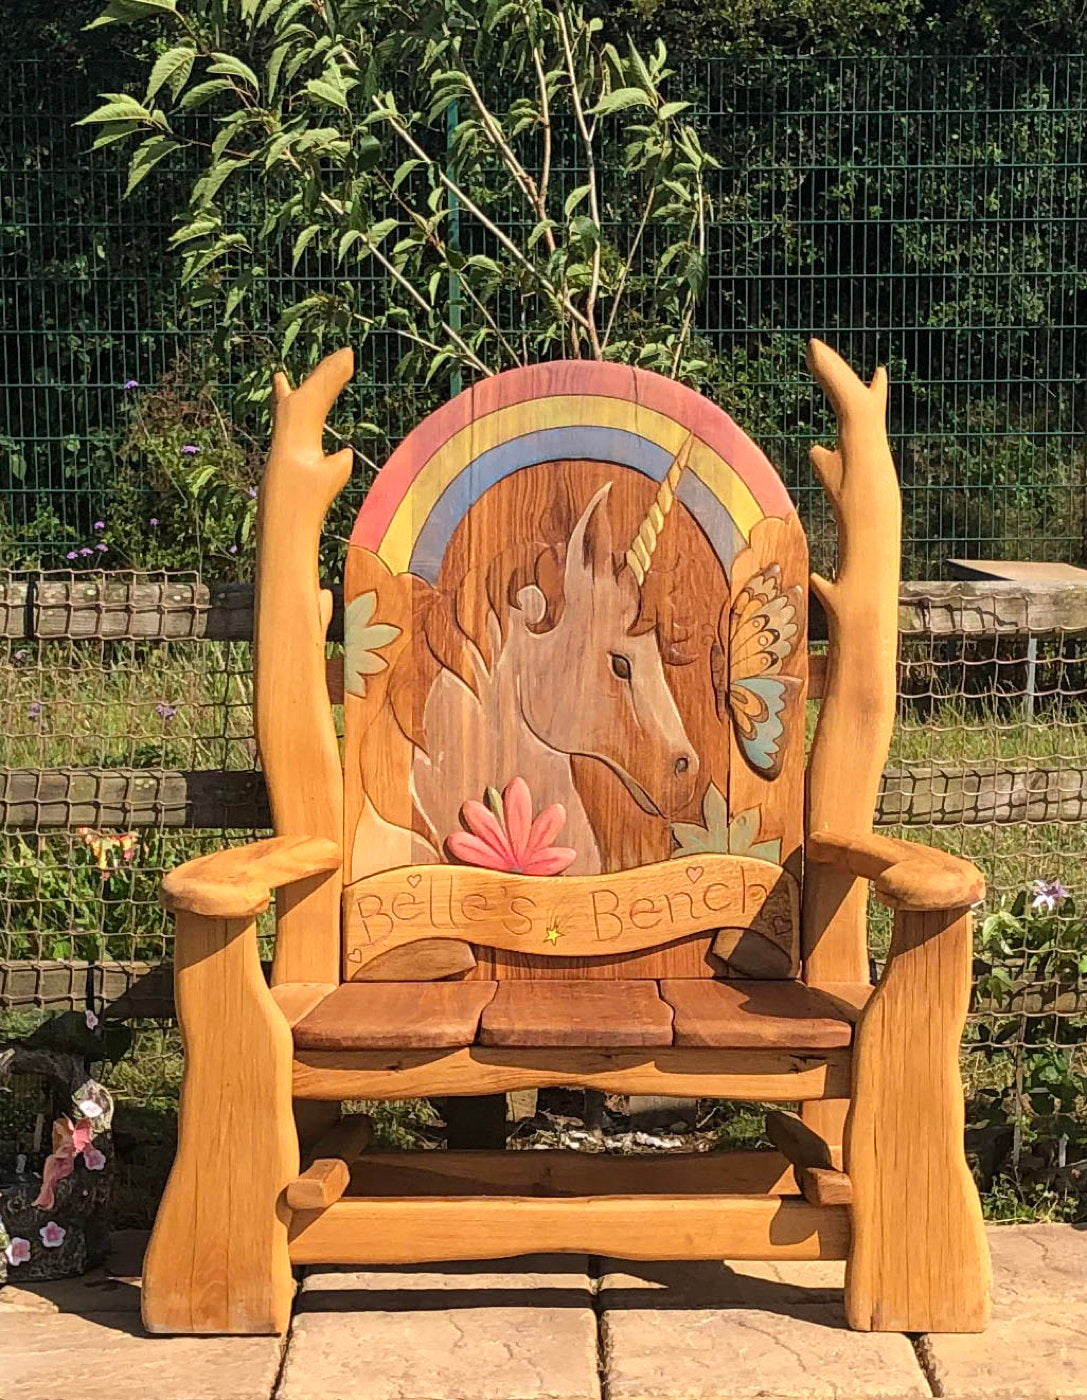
top-left (2, 48), bottom-right (1087, 1218)
top-left (1, 55), bottom-right (1085, 575)
top-left (1, 569), bottom-right (1086, 1218)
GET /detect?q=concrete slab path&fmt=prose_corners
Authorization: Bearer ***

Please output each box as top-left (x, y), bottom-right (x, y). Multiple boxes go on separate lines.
top-left (1, 1224), bottom-right (1085, 1400)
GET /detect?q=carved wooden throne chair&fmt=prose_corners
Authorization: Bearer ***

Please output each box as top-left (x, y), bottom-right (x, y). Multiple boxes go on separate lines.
top-left (142, 342), bottom-right (991, 1337)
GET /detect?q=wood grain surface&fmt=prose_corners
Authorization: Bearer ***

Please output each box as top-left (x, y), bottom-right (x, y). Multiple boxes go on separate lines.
top-left (845, 907), bottom-right (991, 1331)
top-left (342, 855), bottom-right (799, 974)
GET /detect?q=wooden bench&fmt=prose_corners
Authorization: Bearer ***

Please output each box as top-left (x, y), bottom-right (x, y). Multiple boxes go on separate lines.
top-left (125, 343), bottom-right (1005, 1339)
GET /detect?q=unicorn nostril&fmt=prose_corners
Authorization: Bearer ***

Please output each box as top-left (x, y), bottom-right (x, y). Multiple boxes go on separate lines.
top-left (674, 755), bottom-right (690, 776)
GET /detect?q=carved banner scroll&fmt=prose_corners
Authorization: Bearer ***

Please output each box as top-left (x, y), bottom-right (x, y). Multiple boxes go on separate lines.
top-left (343, 854), bottom-right (799, 975)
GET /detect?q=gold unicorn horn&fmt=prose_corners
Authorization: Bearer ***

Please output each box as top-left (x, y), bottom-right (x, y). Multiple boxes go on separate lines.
top-left (624, 433), bottom-right (694, 586)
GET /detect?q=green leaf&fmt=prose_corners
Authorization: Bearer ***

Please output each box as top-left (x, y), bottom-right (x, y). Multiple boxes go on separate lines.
top-left (89, 120), bottom-right (143, 149)
top-left (291, 223), bottom-right (322, 269)
top-left (569, 215), bottom-right (600, 250)
top-left (337, 229), bottom-right (366, 264)
top-left (124, 134), bottom-right (181, 195)
top-left (77, 94), bottom-right (155, 125)
top-left (466, 254), bottom-right (502, 277)
top-left (178, 79), bottom-right (234, 110)
top-left (224, 270), bottom-right (257, 318)
top-left (391, 158), bottom-right (421, 191)
top-left (589, 87), bottom-right (653, 117)
top-left (263, 129), bottom-right (296, 169)
top-left (367, 217), bottom-right (399, 246)
top-left (564, 183), bottom-right (591, 216)
top-left (356, 133), bottom-right (382, 170)
top-left (658, 100), bottom-right (690, 121)
top-left (146, 45), bottom-right (195, 102)
top-left (305, 77), bottom-right (348, 110)
top-left (266, 42), bottom-right (291, 98)
top-left (85, 0), bottom-right (179, 29)
top-left (169, 214), bottom-right (220, 245)
top-left (527, 218), bottom-right (556, 249)
top-left (194, 157), bottom-right (249, 208)
top-left (209, 54), bottom-right (261, 90)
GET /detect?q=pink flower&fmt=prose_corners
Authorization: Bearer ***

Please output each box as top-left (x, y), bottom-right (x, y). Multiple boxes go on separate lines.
top-left (83, 1144), bottom-right (106, 1171)
top-left (5, 1237), bottom-right (31, 1266)
top-left (446, 778), bottom-right (576, 876)
top-left (39, 1221), bottom-right (66, 1249)
top-left (84, 1009), bottom-right (99, 1030)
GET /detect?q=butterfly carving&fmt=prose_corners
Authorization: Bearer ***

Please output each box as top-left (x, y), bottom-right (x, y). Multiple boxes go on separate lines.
top-left (715, 565), bottom-right (802, 779)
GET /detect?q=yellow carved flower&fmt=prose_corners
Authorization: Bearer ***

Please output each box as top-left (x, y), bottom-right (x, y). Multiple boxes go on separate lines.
top-left (344, 591), bottom-right (402, 697)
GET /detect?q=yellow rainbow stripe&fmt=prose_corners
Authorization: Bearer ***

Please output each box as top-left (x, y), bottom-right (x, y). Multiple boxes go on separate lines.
top-left (377, 394), bottom-right (764, 575)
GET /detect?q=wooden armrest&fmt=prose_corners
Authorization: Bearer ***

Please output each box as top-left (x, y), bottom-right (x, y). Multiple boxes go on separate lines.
top-left (161, 836), bottom-right (341, 919)
top-left (807, 831), bottom-right (984, 912)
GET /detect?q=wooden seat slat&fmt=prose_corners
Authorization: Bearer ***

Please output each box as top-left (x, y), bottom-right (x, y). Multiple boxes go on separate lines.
top-left (478, 978), bottom-right (674, 1048)
top-left (292, 981), bottom-right (497, 1051)
top-left (660, 979), bottom-right (856, 1049)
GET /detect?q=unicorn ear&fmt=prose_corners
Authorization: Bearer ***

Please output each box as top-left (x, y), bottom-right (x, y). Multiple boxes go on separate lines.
top-left (563, 484), bottom-right (615, 605)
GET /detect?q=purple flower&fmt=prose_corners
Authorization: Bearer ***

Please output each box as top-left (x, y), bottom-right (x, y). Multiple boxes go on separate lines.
top-left (149, 517), bottom-right (159, 527)
top-left (228, 544), bottom-right (238, 554)
top-left (247, 486), bottom-right (258, 499)
top-left (181, 444), bottom-right (200, 455)
top-left (13, 649), bottom-right (27, 665)
top-left (122, 379), bottom-right (139, 390)
top-left (96, 543), bottom-right (108, 553)
top-left (66, 551), bottom-right (78, 560)
top-left (93, 520), bottom-right (105, 531)
top-left (4, 1238), bottom-right (30, 1267)
top-left (79, 547), bottom-right (93, 558)
top-left (83, 1144), bottom-right (107, 1171)
top-left (28, 701), bottom-right (42, 721)
top-left (39, 1221), bottom-right (66, 1249)
top-left (85, 1008), bottom-right (99, 1030)
top-left (1031, 879), bottom-right (1070, 913)
top-left (155, 702), bottom-right (177, 720)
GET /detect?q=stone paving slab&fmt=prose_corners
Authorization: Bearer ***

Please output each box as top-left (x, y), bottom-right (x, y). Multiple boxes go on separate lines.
top-left (3, 1222), bottom-right (1087, 1400)
top-left (919, 1224), bottom-right (1087, 1400)
top-left (0, 1312), bottom-right (283, 1400)
top-left (599, 1260), bottom-right (929, 1400)
top-left (278, 1256), bottom-right (600, 1400)
top-left (986, 1222), bottom-right (1087, 1307)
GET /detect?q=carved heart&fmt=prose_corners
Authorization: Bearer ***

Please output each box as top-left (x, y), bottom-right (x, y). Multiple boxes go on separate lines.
top-left (346, 949), bottom-right (362, 962)
top-left (686, 865), bottom-right (703, 883)
top-left (407, 873), bottom-right (421, 887)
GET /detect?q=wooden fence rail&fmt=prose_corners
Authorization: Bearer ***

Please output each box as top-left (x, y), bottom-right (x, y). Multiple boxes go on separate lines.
top-left (4, 760), bottom-right (1085, 831)
top-left (5, 577), bottom-right (1087, 643)
top-left (3, 573), bottom-right (1086, 1012)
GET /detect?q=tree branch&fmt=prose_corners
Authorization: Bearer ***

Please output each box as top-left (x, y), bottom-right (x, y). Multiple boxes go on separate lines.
top-left (558, 7), bottom-right (602, 358)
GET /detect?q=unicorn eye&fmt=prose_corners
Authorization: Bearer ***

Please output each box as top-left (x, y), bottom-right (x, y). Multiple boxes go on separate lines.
top-left (610, 653), bottom-right (632, 681)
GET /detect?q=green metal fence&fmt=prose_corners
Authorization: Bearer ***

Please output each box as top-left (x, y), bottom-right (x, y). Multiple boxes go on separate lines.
top-left (2, 54), bottom-right (1086, 575)
top-left (2, 53), bottom-right (1087, 1222)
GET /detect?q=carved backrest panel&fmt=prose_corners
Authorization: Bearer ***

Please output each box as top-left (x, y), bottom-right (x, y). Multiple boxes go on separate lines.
top-left (342, 362), bottom-right (807, 982)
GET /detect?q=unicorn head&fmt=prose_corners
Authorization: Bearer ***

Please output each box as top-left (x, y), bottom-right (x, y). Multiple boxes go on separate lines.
top-left (500, 443), bottom-right (700, 819)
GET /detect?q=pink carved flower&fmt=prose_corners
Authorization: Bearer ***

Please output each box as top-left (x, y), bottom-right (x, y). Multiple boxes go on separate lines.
top-left (33, 1116), bottom-right (98, 1210)
top-left (39, 1221), bottom-right (66, 1249)
top-left (5, 1237), bottom-right (31, 1266)
top-left (446, 778), bottom-right (576, 876)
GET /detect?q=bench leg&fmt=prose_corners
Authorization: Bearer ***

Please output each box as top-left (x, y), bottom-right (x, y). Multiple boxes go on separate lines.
top-left (845, 907), bottom-right (991, 1332)
top-left (142, 913), bottom-right (298, 1334)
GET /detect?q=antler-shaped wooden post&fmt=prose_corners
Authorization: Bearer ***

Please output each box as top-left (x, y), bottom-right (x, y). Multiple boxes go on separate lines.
top-left (802, 339), bottom-right (901, 985)
top-left (256, 348), bottom-right (355, 986)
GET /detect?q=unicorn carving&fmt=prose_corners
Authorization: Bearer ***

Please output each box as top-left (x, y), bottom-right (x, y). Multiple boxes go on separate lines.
top-left (411, 465), bottom-right (700, 873)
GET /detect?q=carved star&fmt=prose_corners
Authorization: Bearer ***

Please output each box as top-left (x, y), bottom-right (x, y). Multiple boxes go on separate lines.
top-left (544, 923), bottom-right (562, 945)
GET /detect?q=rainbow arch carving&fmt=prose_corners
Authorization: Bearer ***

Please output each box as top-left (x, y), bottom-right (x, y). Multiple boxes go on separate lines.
top-left (350, 361), bottom-right (794, 581)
